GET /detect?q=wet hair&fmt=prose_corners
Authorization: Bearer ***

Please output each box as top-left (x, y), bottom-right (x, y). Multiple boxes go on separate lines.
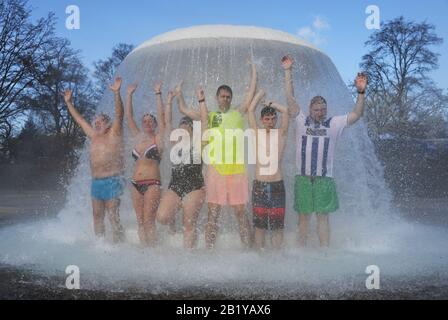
top-left (216, 85), bottom-right (233, 97)
top-left (143, 113), bottom-right (158, 128)
top-left (179, 116), bottom-right (193, 129)
top-left (261, 106), bottom-right (277, 118)
top-left (310, 96), bottom-right (327, 108)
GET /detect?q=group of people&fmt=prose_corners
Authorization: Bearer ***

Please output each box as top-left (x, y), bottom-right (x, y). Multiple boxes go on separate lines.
top-left (63, 55), bottom-right (368, 250)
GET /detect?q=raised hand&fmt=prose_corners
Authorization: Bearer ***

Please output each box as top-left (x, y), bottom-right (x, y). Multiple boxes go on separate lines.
top-left (196, 87), bottom-right (205, 101)
top-left (355, 73), bottom-right (368, 93)
top-left (281, 55), bottom-right (294, 70)
top-left (167, 91), bottom-right (175, 103)
top-left (261, 100), bottom-right (271, 108)
top-left (109, 77), bottom-right (122, 92)
top-left (62, 89), bottom-right (73, 104)
top-left (153, 82), bottom-right (163, 94)
top-left (127, 83), bottom-right (138, 96)
top-left (173, 81), bottom-right (183, 97)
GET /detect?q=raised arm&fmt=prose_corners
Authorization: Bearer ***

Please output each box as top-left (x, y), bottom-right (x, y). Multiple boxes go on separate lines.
top-left (126, 83), bottom-right (140, 137)
top-left (266, 100), bottom-right (290, 136)
top-left (196, 87), bottom-right (208, 137)
top-left (154, 82), bottom-right (166, 146)
top-left (63, 89), bottom-right (95, 138)
top-left (164, 90), bottom-right (175, 136)
top-left (348, 73), bottom-right (368, 126)
top-left (247, 90), bottom-right (266, 130)
top-left (109, 77), bottom-right (124, 136)
top-left (177, 82), bottom-right (201, 121)
top-left (282, 55), bottom-right (300, 117)
top-left (239, 59), bottom-right (257, 114)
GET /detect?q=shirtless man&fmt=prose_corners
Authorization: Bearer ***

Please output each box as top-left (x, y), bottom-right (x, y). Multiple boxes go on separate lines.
top-left (63, 77), bottom-right (125, 243)
top-left (247, 57), bottom-right (299, 250)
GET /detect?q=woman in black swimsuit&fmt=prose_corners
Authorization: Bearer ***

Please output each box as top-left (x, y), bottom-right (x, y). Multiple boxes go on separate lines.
top-left (126, 82), bottom-right (169, 246)
top-left (157, 83), bottom-right (206, 249)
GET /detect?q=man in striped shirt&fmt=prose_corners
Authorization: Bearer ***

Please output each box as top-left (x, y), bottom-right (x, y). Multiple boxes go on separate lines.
top-left (284, 55), bottom-right (368, 247)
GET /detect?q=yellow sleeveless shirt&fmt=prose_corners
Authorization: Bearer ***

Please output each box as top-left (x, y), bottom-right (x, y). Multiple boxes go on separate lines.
top-left (207, 108), bottom-right (246, 176)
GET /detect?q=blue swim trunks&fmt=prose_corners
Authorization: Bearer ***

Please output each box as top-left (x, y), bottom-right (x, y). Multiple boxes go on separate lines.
top-left (91, 176), bottom-right (124, 201)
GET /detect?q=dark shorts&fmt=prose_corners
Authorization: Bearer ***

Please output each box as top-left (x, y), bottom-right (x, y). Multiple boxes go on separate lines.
top-left (91, 176), bottom-right (124, 201)
top-left (169, 166), bottom-right (204, 199)
top-left (252, 180), bottom-right (286, 230)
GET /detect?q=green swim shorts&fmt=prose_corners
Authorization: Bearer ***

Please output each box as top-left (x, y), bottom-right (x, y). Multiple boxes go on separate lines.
top-left (294, 175), bottom-right (339, 214)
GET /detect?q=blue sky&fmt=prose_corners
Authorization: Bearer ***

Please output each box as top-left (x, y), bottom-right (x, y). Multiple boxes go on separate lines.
top-left (30, 0), bottom-right (448, 89)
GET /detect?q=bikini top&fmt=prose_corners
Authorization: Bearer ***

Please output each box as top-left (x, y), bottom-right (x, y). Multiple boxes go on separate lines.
top-left (132, 143), bottom-right (161, 163)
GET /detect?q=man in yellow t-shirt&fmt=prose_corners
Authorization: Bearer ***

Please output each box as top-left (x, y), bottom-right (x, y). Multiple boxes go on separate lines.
top-left (179, 61), bottom-right (257, 249)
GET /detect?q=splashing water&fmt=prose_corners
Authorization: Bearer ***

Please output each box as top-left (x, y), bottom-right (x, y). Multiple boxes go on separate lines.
top-left (1, 26), bottom-right (447, 297)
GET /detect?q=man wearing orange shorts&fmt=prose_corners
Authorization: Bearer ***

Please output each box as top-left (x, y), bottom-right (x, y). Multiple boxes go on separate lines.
top-left (203, 82), bottom-right (254, 249)
top-left (181, 61), bottom-right (257, 249)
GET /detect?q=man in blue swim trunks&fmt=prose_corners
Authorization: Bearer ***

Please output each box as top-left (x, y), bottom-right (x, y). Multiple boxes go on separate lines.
top-left (63, 77), bottom-right (125, 243)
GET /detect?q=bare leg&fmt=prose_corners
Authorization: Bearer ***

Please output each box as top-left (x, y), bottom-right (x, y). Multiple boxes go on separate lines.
top-left (157, 190), bottom-right (181, 225)
top-left (206, 203), bottom-right (222, 249)
top-left (105, 198), bottom-right (125, 243)
top-left (91, 199), bottom-right (106, 238)
top-left (182, 189), bottom-right (205, 249)
top-left (298, 214), bottom-right (311, 247)
top-left (233, 204), bottom-right (251, 249)
top-left (131, 187), bottom-right (146, 245)
top-left (143, 185), bottom-right (161, 246)
top-left (254, 227), bottom-right (266, 250)
top-left (317, 213), bottom-right (330, 247)
top-left (271, 229), bottom-right (284, 250)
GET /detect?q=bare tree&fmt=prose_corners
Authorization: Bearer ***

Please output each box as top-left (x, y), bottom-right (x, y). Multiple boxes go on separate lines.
top-left (22, 37), bottom-right (96, 159)
top-left (93, 43), bottom-right (134, 99)
top-left (360, 16), bottom-right (447, 139)
top-left (0, 0), bottom-right (55, 146)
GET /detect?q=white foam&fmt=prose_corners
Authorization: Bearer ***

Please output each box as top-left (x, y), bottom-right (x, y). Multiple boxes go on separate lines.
top-left (1, 216), bottom-right (447, 295)
top-left (131, 25), bottom-right (320, 53)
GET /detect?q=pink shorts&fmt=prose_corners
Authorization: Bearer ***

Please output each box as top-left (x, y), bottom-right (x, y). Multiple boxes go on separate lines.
top-left (206, 166), bottom-right (249, 206)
